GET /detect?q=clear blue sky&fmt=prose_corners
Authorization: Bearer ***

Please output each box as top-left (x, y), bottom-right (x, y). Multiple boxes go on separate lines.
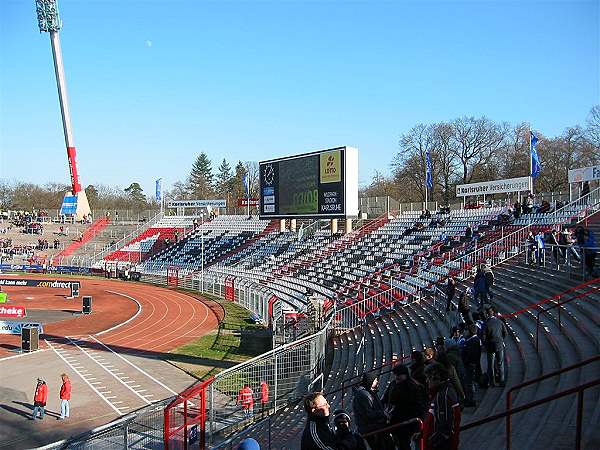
top-left (1, 0), bottom-right (598, 196)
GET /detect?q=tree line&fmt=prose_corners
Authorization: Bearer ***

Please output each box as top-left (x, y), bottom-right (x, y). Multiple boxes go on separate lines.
top-left (0, 153), bottom-right (258, 212)
top-left (362, 105), bottom-right (600, 204)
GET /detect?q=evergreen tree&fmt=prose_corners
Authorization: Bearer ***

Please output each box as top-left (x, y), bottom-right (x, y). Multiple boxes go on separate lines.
top-left (215, 158), bottom-right (233, 197)
top-left (232, 160), bottom-right (247, 201)
top-left (124, 182), bottom-right (146, 203)
top-left (188, 152), bottom-right (214, 199)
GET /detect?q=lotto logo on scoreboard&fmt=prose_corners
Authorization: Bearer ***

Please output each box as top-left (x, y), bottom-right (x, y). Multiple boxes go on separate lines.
top-left (263, 204), bottom-right (275, 213)
top-left (320, 150), bottom-right (341, 184)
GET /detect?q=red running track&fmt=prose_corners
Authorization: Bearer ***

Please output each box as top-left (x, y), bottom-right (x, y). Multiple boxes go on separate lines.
top-left (0, 277), bottom-right (219, 357)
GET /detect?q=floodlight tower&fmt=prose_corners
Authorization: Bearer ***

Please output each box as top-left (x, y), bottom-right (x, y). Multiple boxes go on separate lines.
top-left (35, 0), bottom-right (91, 221)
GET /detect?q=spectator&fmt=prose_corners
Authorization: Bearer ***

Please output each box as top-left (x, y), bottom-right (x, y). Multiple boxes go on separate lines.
top-left (523, 194), bottom-right (534, 214)
top-left (381, 364), bottom-right (427, 450)
top-left (410, 351), bottom-right (428, 387)
top-left (59, 373), bottom-right (71, 419)
top-left (238, 438), bottom-right (260, 450)
top-left (445, 277), bottom-right (456, 312)
top-left (464, 225), bottom-right (472, 240)
top-left (527, 231), bottom-right (536, 264)
top-left (583, 228), bottom-right (597, 277)
top-left (581, 181), bottom-right (590, 198)
top-left (333, 409), bottom-right (367, 450)
top-left (538, 200), bottom-right (551, 213)
top-left (513, 201), bottom-right (521, 219)
top-left (547, 230), bottom-right (560, 265)
top-left (352, 373), bottom-right (393, 450)
top-left (301, 392), bottom-right (335, 450)
top-left (436, 350), bottom-right (465, 405)
top-left (462, 324), bottom-right (482, 407)
top-left (473, 265), bottom-right (489, 310)
top-left (237, 384), bottom-right (255, 418)
top-left (535, 231), bottom-right (545, 266)
top-left (484, 306), bottom-right (507, 387)
top-left (425, 362), bottom-right (461, 450)
top-left (482, 264), bottom-right (495, 301)
top-left (457, 292), bottom-right (473, 325)
top-left (32, 378), bottom-right (48, 420)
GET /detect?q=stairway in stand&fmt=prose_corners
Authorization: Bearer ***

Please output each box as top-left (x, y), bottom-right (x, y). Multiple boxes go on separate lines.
top-left (56, 217), bottom-right (111, 258)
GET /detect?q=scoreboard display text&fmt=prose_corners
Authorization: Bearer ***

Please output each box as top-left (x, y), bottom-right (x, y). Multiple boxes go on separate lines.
top-left (259, 147), bottom-right (349, 218)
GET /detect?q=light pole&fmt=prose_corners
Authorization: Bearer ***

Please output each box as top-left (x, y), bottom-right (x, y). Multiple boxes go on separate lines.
top-left (201, 212), bottom-right (205, 293)
top-left (35, 0), bottom-right (91, 221)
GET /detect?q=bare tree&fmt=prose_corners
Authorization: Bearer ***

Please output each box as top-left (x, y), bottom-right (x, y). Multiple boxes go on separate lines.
top-left (450, 116), bottom-right (507, 184)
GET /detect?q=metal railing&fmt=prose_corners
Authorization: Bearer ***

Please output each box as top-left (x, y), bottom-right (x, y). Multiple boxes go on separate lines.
top-left (505, 355), bottom-right (600, 450)
top-left (460, 378), bottom-right (600, 450)
top-left (534, 278), bottom-right (600, 350)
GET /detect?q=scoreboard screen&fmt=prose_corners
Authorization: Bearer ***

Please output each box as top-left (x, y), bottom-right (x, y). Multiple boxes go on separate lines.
top-left (259, 146), bottom-right (358, 219)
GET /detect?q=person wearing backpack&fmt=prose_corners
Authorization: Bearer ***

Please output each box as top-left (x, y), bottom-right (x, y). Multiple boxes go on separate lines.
top-left (425, 363), bottom-right (461, 450)
top-left (482, 264), bottom-right (494, 302)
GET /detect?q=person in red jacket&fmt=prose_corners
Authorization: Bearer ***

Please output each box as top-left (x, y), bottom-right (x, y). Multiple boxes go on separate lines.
top-left (32, 378), bottom-right (48, 420)
top-left (59, 373), bottom-right (71, 420)
top-left (236, 384), bottom-right (254, 418)
top-left (260, 380), bottom-right (269, 414)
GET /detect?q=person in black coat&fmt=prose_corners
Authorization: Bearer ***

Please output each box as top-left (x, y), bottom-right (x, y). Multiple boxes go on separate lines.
top-left (381, 364), bottom-right (427, 450)
top-left (462, 324), bottom-right (482, 407)
top-left (333, 410), bottom-right (367, 450)
top-left (484, 306), bottom-right (508, 387)
top-left (301, 392), bottom-right (336, 450)
top-left (445, 278), bottom-right (457, 312)
top-left (352, 373), bottom-right (394, 450)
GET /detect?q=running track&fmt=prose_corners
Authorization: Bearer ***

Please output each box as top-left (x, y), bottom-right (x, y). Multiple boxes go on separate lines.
top-left (0, 277), bottom-right (219, 357)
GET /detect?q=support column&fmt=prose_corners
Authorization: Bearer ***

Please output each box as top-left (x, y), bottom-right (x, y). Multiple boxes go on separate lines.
top-left (290, 218), bottom-right (297, 232)
top-left (279, 219), bottom-right (286, 232)
top-left (345, 219), bottom-right (352, 234)
top-left (331, 219), bottom-right (338, 234)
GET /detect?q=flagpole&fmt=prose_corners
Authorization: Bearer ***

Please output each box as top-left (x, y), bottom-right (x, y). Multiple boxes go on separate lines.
top-left (425, 186), bottom-right (428, 211)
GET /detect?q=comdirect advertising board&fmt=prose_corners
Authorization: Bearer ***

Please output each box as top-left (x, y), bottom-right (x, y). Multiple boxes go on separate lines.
top-left (259, 146), bottom-right (359, 218)
top-left (0, 278), bottom-right (80, 297)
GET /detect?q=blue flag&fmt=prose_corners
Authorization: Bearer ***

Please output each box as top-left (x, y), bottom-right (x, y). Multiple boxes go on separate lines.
top-left (530, 132), bottom-right (541, 178)
top-left (425, 150), bottom-right (433, 189)
top-left (242, 174), bottom-right (250, 197)
top-left (155, 178), bottom-right (162, 201)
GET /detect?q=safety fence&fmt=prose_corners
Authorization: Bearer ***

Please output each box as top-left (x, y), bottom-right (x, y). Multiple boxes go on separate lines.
top-left (39, 399), bottom-right (171, 450)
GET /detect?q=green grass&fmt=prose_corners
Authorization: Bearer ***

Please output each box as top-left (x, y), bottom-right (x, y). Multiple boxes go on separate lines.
top-left (169, 296), bottom-right (270, 380)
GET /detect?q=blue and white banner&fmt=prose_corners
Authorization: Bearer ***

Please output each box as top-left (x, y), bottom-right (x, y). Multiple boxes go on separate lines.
top-left (0, 321), bottom-right (43, 335)
top-left (155, 178), bottom-right (162, 202)
top-left (425, 150), bottom-right (433, 189)
top-left (530, 132), bottom-right (541, 178)
top-left (242, 174), bottom-right (250, 198)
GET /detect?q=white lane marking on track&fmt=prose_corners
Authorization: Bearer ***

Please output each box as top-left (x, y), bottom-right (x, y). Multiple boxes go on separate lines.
top-left (0, 348), bottom-right (50, 361)
top-left (44, 339), bottom-right (123, 416)
top-left (96, 290), bottom-right (142, 336)
top-left (66, 336), bottom-right (152, 405)
top-left (87, 335), bottom-right (178, 395)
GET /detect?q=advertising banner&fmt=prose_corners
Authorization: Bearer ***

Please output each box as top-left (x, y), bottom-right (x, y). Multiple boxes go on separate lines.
top-left (456, 176), bottom-right (530, 197)
top-left (0, 321), bottom-right (42, 335)
top-left (0, 278), bottom-right (80, 297)
top-left (167, 200), bottom-right (226, 209)
top-left (568, 165), bottom-right (600, 184)
top-left (237, 198), bottom-right (259, 207)
top-left (0, 306), bottom-right (27, 318)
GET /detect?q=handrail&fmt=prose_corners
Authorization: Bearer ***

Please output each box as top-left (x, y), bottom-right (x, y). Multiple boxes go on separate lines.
top-left (534, 279), bottom-right (600, 350)
top-left (499, 276), bottom-right (600, 320)
top-left (460, 378), bottom-right (599, 450)
top-left (361, 417), bottom-right (424, 450)
top-left (505, 355), bottom-right (600, 450)
top-left (326, 354), bottom-right (411, 407)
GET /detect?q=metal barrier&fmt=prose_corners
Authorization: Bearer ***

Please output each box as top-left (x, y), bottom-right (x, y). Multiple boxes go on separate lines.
top-left (38, 398), bottom-right (171, 449)
top-left (207, 310), bottom-right (335, 446)
top-left (505, 356), bottom-right (600, 450)
top-left (164, 377), bottom-right (214, 450)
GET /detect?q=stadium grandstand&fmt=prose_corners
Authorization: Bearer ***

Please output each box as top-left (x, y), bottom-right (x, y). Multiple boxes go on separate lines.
top-left (9, 152), bottom-right (593, 450)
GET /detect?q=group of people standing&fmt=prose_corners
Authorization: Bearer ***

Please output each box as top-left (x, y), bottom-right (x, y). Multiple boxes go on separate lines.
top-left (32, 374), bottom-right (71, 421)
